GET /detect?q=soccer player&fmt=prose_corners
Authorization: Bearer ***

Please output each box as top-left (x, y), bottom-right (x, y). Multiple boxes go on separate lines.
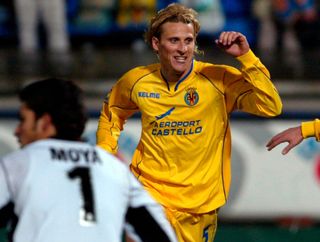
top-left (267, 119), bottom-right (320, 155)
top-left (0, 78), bottom-right (177, 242)
top-left (96, 3), bottom-right (282, 241)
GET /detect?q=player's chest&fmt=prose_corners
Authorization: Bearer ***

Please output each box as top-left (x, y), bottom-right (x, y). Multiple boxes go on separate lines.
top-left (132, 79), bottom-right (225, 120)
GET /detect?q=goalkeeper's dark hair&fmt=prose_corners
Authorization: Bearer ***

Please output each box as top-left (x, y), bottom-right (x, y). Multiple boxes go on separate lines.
top-left (19, 78), bottom-right (88, 141)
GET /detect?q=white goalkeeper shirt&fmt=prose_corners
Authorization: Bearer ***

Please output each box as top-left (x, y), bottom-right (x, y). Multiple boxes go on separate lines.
top-left (0, 139), bottom-right (177, 242)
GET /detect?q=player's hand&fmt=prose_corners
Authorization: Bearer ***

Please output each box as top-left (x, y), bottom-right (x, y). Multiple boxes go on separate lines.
top-left (215, 31), bottom-right (250, 57)
top-left (266, 126), bottom-right (303, 155)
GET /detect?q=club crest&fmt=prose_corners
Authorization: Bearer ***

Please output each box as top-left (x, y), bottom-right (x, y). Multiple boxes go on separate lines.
top-left (184, 87), bottom-right (199, 106)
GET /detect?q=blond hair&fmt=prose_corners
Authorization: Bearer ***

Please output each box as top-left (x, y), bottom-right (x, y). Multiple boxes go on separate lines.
top-left (144, 3), bottom-right (201, 47)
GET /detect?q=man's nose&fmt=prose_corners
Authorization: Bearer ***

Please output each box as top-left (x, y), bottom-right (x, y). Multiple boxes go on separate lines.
top-left (177, 42), bottom-right (187, 52)
top-left (14, 125), bottom-right (20, 137)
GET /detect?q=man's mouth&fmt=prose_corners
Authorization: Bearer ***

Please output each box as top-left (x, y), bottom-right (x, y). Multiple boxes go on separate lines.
top-left (174, 56), bottom-right (187, 63)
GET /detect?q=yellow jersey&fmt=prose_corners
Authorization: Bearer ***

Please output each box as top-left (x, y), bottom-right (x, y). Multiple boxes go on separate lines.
top-left (97, 50), bottom-right (282, 213)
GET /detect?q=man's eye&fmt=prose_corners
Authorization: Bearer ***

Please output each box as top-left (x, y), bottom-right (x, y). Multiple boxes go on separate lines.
top-left (185, 39), bottom-right (193, 44)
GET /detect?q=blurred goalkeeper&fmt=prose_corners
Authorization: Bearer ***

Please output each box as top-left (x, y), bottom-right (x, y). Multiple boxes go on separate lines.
top-left (0, 78), bottom-right (177, 242)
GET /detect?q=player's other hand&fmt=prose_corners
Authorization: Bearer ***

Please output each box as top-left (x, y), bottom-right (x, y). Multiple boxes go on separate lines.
top-left (215, 31), bottom-right (250, 57)
top-left (266, 126), bottom-right (303, 155)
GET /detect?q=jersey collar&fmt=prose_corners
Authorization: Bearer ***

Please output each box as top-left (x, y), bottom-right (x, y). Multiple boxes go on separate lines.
top-left (161, 59), bottom-right (194, 91)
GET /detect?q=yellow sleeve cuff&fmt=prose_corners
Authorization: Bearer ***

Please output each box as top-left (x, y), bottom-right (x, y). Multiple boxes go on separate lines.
top-left (236, 49), bottom-right (258, 68)
top-left (301, 119), bottom-right (320, 141)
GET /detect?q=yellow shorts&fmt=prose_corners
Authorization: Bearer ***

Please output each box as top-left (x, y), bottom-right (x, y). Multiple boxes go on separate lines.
top-left (164, 208), bottom-right (218, 242)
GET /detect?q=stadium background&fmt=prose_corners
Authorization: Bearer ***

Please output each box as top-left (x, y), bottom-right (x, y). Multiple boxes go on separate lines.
top-left (1, 0), bottom-right (320, 241)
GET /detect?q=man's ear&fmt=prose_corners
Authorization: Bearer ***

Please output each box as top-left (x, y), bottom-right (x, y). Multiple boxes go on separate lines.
top-left (152, 36), bottom-right (159, 52)
top-left (36, 113), bottom-right (56, 136)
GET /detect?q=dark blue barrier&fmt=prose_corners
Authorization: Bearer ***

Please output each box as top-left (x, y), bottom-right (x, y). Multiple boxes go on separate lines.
top-left (1, 109), bottom-right (319, 121)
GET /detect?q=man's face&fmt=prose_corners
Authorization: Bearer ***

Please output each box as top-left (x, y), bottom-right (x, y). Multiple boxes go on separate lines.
top-left (152, 22), bottom-right (195, 81)
top-left (15, 103), bottom-right (42, 147)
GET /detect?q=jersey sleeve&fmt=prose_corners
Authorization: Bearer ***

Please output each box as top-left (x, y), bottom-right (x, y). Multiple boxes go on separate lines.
top-left (125, 173), bottom-right (178, 242)
top-left (224, 50), bottom-right (282, 117)
top-left (0, 159), bottom-right (14, 230)
top-left (0, 160), bottom-right (11, 209)
top-left (96, 73), bottom-right (139, 154)
top-left (301, 119), bottom-right (320, 141)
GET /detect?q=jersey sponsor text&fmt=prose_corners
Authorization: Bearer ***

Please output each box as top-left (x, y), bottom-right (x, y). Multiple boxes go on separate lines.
top-left (151, 120), bottom-right (202, 136)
